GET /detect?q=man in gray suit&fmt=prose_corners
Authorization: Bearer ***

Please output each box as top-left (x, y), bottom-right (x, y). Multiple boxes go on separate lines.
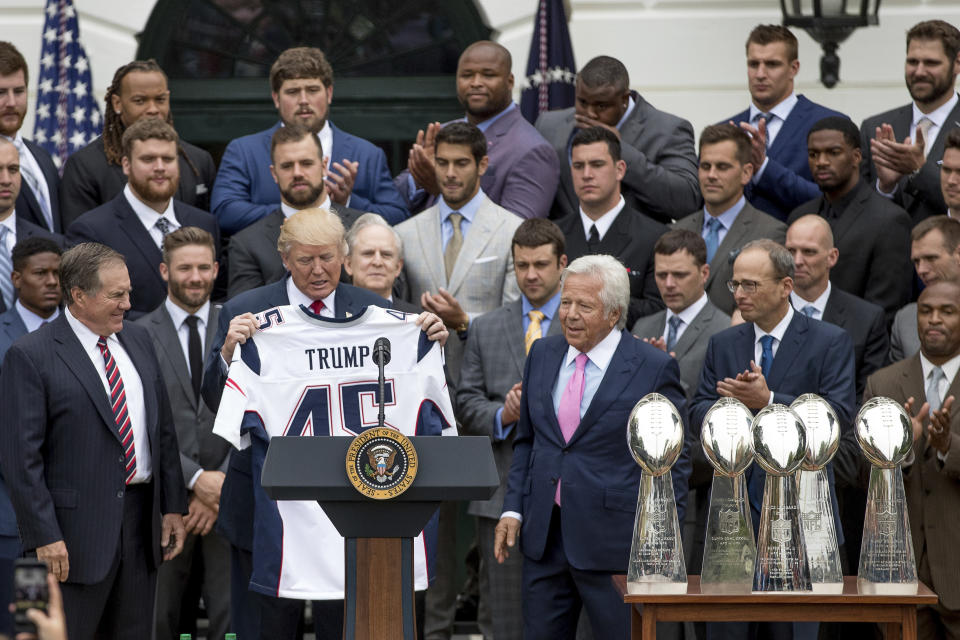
top-left (395, 121), bottom-right (520, 640)
top-left (457, 218), bottom-right (567, 640)
top-left (536, 55), bottom-right (700, 225)
top-left (861, 20), bottom-right (960, 226)
top-left (138, 227), bottom-right (231, 640)
top-left (673, 124), bottom-right (786, 316)
top-left (227, 124), bottom-right (364, 297)
top-left (891, 216), bottom-right (960, 362)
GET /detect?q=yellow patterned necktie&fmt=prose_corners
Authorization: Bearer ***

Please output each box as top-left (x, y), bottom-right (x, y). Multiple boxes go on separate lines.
top-left (525, 310), bottom-right (545, 354)
top-left (444, 212), bottom-right (463, 280)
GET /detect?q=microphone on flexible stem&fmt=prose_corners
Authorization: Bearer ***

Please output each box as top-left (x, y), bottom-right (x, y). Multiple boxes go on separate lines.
top-left (372, 337), bottom-right (391, 429)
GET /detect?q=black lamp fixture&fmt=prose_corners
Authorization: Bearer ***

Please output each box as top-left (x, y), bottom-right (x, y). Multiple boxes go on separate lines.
top-left (781, 0), bottom-right (881, 88)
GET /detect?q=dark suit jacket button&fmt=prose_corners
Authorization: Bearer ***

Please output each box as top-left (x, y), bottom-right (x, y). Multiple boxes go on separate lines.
top-left (562, 448), bottom-right (569, 454)
top-left (116, 490), bottom-right (124, 498)
top-left (119, 455), bottom-right (125, 463)
top-left (551, 478), bottom-right (557, 485)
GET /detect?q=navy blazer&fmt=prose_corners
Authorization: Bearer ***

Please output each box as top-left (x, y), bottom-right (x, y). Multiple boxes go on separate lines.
top-left (0, 316), bottom-right (186, 583)
top-left (502, 331), bottom-right (691, 572)
top-left (13, 139), bottom-right (61, 233)
top-left (211, 122), bottom-right (408, 234)
top-left (201, 278), bottom-right (388, 551)
top-left (727, 95), bottom-right (848, 221)
top-left (0, 308), bottom-right (28, 541)
top-left (691, 311), bottom-right (855, 542)
top-left (66, 193), bottom-right (220, 320)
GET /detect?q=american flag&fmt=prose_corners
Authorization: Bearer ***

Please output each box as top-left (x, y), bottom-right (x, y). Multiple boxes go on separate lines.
top-left (519, 0), bottom-right (576, 124)
top-left (32, 0), bottom-right (101, 170)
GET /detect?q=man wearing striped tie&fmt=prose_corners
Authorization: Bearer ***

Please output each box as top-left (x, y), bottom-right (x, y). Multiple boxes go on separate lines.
top-left (0, 242), bottom-right (187, 640)
top-left (456, 218), bottom-right (568, 640)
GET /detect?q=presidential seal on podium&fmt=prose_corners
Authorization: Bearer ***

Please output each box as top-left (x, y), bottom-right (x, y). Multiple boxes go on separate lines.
top-left (346, 427), bottom-right (419, 500)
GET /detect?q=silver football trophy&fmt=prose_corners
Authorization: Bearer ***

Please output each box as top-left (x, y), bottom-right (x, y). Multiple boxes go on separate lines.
top-left (626, 393), bottom-right (687, 594)
top-left (700, 398), bottom-right (756, 594)
top-left (752, 404), bottom-right (812, 592)
top-left (791, 394), bottom-right (843, 593)
top-left (855, 397), bottom-right (918, 595)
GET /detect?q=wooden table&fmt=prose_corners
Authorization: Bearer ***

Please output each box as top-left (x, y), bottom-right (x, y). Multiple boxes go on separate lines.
top-left (615, 575), bottom-right (937, 640)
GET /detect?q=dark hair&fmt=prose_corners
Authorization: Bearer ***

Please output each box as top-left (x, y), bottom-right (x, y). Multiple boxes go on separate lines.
top-left (271, 124), bottom-right (323, 162)
top-left (162, 226), bottom-right (216, 265)
top-left (11, 237), bottom-right (61, 272)
top-left (0, 41), bottom-right (28, 86)
top-left (60, 243), bottom-right (125, 306)
top-left (102, 60), bottom-right (169, 166)
top-left (945, 129), bottom-right (960, 154)
top-left (435, 121), bottom-right (487, 164)
top-left (121, 118), bottom-right (179, 159)
top-left (907, 20), bottom-right (960, 61)
top-left (270, 47), bottom-right (333, 93)
top-left (570, 126), bottom-right (621, 163)
top-left (577, 56), bottom-right (629, 93)
top-left (512, 219), bottom-right (565, 261)
top-left (654, 229), bottom-right (708, 267)
top-left (911, 215), bottom-right (960, 252)
top-left (740, 238), bottom-right (795, 279)
top-left (699, 123), bottom-right (752, 166)
top-left (808, 116), bottom-right (860, 151)
top-left (746, 25), bottom-right (799, 62)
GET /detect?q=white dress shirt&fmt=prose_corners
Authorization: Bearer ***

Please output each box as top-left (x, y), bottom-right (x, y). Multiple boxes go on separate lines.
top-left (912, 92), bottom-right (959, 154)
top-left (65, 307), bottom-right (152, 482)
top-left (164, 298), bottom-right (209, 377)
top-left (579, 195), bottom-right (626, 242)
top-left (753, 305), bottom-right (795, 406)
top-left (286, 277), bottom-right (336, 318)
top-left (663, 293), bottom-right (710, 344)
top-left (790, 282), bottom-right (832, 321)
top-left (15, 299), bottom-right (59, 333)
top-left (124, 184), bottom-right (178, 248)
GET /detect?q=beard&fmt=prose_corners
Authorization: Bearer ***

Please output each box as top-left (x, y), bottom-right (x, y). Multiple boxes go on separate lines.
top-left (128, 172), bottom-right (178, 204)
top-left (907, 63), bottom-right (957, 105)
top-left (169, 277), bottom-right (214, 310)
top-left (281, 180), bottom-right (325, 208)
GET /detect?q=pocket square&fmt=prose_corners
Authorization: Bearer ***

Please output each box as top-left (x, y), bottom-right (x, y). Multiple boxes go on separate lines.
top-left (474, 256), bottom-right (498, 264)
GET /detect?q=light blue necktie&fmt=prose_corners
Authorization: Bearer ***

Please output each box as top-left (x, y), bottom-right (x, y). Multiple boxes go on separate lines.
top-left (666, 315), bottom-right (683, 352)
top-left (704, 217), bottom-right (722, 263)
top-left (928, 367), bottom-right (946, 412)
top-left (0, 226), bottom-right (14, 309)
top-left (759, 334), bottom-right (775, 379)
top-left (800, 304), bottom-right (817, 319)
top-left (755, 112), bottom-right (774, 148)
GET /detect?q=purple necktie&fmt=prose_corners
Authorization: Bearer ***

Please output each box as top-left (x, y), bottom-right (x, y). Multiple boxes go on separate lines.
top-left (555, 353), bottom-right (588, 505)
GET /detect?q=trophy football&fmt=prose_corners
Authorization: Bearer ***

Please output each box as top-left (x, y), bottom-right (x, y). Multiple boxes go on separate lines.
top-left (752, 404), bottom-right (812, 592)
top-left (790, 394), bottom-right (843, 593)
top-left (626, 393), bottom-right (687, 594)
top-left (855, 397), bottom-right (918, 595)
top-left (700, 398), bottom-right (756, 594)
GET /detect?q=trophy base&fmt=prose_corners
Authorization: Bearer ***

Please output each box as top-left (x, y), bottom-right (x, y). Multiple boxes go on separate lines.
top-left (857, 579), bottom-right (918, 595)
top-left (701, 581), bottom-right (752, 595)
top-left (627, 579), bottom-right (688, 595)
top-left (810, 582), bottom-right (844, 594)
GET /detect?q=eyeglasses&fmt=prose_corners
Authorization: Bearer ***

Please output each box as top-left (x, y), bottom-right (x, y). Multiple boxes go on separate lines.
top-left (726, 278), bottom-right (781, 294)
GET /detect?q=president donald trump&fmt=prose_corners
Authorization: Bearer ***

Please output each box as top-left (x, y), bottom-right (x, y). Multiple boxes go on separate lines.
top-left (494, 254), bottom-right (691, 640)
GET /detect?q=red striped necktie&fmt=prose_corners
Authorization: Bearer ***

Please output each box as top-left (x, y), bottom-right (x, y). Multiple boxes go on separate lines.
top-left (97, 336), bottom-right (137, 484)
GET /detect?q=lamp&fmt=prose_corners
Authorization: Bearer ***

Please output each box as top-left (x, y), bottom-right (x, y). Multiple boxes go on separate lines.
top-left (781, 0), bottom-right (881, 88)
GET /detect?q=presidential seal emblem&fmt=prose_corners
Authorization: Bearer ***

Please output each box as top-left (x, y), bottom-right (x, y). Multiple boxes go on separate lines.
top-left (345, 427), bottom-right (418, 500)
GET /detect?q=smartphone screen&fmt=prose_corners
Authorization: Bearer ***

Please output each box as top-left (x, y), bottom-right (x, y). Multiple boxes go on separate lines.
top-left (13, 559), bottom-right (48, 633)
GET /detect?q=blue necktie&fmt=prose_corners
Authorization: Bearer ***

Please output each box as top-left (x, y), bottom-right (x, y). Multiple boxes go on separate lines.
top-left (0, 226), bottom-right (13, 309)
top-left (704, 217), bottom-right (722, 263)
top-left (759, 334), bottom-right (775, 379)
top-left (800, 305), bottom-right (817, 319)
top-left (666, 315), bottom-right (683, 352)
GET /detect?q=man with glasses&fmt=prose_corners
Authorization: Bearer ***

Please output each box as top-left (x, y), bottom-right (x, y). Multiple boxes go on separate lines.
top-left (691, 238), bottom-right (855, 638)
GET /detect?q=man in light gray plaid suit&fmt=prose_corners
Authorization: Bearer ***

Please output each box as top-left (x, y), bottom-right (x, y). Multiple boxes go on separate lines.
top-left (456, 218), bottom-right (567, 640)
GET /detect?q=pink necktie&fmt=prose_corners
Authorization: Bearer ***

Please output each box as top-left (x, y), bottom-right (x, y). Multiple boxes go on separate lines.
top-left (555, 353), bottom-right (588, 505)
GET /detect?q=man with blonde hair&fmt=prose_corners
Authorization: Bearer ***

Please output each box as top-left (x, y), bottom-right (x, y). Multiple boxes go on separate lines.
top-left (202, 207), bottom-right (448, 639)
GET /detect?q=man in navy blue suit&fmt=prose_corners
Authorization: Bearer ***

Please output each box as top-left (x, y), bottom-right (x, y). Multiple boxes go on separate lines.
top-left (67, 119), bottom-right (220, 320)
top-left (201, 207), bottom-right (447, 640)
top-left (726, 25), bottom-right (848, 221)
top-left (691, 239), bottom-right (854, 639)
top-left (494, 254), bottom-right (690, 640)
top-left (212, 47), bottom-right (408, 234)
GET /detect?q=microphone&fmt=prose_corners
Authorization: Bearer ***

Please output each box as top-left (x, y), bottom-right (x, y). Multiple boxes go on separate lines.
top-left (373, 337), bottom-right (391, 428)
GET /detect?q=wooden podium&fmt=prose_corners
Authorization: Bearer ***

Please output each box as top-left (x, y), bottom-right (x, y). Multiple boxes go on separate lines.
top-left (261, 435), bottom-right (498, 640)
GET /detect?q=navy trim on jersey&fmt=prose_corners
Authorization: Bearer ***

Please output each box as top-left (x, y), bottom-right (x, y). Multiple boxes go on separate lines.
top-left (240, 338), bottom-right (261, 375)
top-left (417, 331), bottom-right (432, 362)
top-left (416, 400), bottom-right (453, 436)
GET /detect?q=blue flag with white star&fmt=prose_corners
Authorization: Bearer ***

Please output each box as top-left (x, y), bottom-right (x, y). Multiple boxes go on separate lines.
top-left (33, 0), bottom-right (102, 171)
top-left (520, 0), bottom-right (576, 124)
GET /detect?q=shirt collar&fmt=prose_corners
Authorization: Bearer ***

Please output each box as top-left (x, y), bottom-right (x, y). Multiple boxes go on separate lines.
top-left (281, 194), bottom-right (331, 219)
top-left (522, 290), bottom-right (562, 321)
top-left (666, 292), bottom-right (709, 327)
top-left (920, 350), bottom-right (960, 388)
top-left (579, 195), bottom-right (626, 240)
top-left (564, 326), bottom-right (622, 370)
top-left (286, 275), bottom-right (337, 316)
top-left (439, 188), bottom-right (486, 223)
top-left (164, 297), bottom-right (209, 332)
top-left (0, 212), bottom-right (15, 235)
top-left (703, 195), bottom-right (746, 231)
top-left (471, 102), bottom-right (516, 133)
top-left (790, 281), bottom-right (832, 315)
top-left (754, 304), bottom-right (794, 346)
top-left (124, 183), bottom-right (176, 231)
top-left (65, 304), bottom-right (116, 353)
top-left (750, 92), bottom-right (798, 122)
top-left (615, 96), bottom-right (637, 130)
top-left (15, 299), bottom-right (58, 332)
top-left (912, 92), bottom-right (959, 130)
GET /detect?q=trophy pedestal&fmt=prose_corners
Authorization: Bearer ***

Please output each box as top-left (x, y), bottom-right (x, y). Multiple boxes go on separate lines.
top-left (798, 468), bottom-right (843, 593)
top-left (857, 466), bottom-right (917, 595)
top-left (627, 472), bottom-right (686, 594)
top-left (753, 474), bottom-right (811, 592)
top-left (701, 473), bottom-right (755, 594)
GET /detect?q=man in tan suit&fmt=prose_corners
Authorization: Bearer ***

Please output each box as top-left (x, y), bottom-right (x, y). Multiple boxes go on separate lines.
top-left (862, 280), bottom-right (960, 639)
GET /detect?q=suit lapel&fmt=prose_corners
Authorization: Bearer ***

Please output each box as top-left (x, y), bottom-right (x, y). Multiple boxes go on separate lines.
top-left (115, 197), bottom-right (164, 288)
top-left (52, 316), bottom-right (120, 440)
top-left (597, 209), bottom-right (632, 257)
top-left (534, 338), bottom-right (567, 445)
top-left (25, 140), bottom-right (60, 228)
top-left (447, 200), bottom-right (498, 294)
top-left (330, 123), bottom-right (356, 169)
top-left (900, 355), bottom-right (926, 408)
top-left (0, 310), bottom-right (26, 343)
top-left (505, 301), bottom-right (527, 376)
top-left (768, 96), bottom-right (809, 157)
top-left (568, 332), bottom-right (639, 446)
top-left (417, 211), bottom-right (447, 290)
top-left (927, 101), bottom-right (960, 161)
top-left (674, 304), bottom-right (712, 360)
top-left (150, 306), bottom-right (196, 408)
top-left (709, 208), bottom-right (753, 288)
top-left (821, 290), bottom-right (845, 327)
top-left (767, 314), bottom-right (808, 390)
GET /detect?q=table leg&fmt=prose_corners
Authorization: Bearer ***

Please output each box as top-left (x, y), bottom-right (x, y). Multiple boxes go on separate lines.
top-left (642, 603), bottom-right (657, 640)
top-left (885, 619), bottom-right (902, 640)
top-left (901, 604), bottom-right (917, 640)
top-left (631, 604), bottom-right (643, 640)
